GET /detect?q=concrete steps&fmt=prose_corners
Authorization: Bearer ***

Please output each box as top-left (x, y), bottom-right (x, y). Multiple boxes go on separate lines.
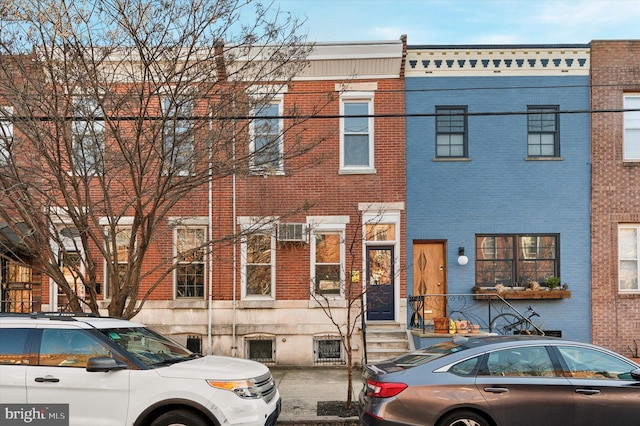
top-left (364, 322), bottom-right (411, 364)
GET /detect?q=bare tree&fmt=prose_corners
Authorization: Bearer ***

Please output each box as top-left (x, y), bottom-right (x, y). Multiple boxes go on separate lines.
top-left (0, 0), bottom-right (317, 318)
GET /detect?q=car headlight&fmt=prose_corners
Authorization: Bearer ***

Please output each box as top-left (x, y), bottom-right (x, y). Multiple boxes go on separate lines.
top-left (206, 379), bottom-right (261, 399)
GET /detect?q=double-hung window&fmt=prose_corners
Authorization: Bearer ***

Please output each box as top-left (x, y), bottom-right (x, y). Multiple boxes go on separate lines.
top-left (312, 230), bottom-right (344, 296)
top-left (436, 106), bottom-right (467, 158)
top-left (175, 227), bottom-right (206, 298)
top-left (243, 231), bottom-right (275, 298)
top-left (618, 225), bottom-right (640, 293)
top-left (250, 98), bottom-right (283, 173)
top-left (528, 105), bottom-right (559, 157)
top-left (475, 234), bottom-right (558, 286)
top-left (163, 97), bottom-right (194, 176)
top-left (341, 95), bottom-right (374, 171)
top-left (72, 97), bottom-right (104, 174)
top-left (0, 106), bottom-right (13, 164)
top-left (623, 95), bottom-right (640, 160)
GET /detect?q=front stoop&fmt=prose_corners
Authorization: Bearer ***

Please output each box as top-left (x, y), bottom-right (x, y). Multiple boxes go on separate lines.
top-left (364, 322), bottom-right (411, 364)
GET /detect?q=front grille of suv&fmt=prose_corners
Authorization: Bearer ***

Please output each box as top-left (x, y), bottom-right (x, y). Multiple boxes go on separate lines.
top-left (255, 372), bottom-right (277, 403)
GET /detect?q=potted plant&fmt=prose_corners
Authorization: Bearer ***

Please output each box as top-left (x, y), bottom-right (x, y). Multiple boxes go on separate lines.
top-left (545, 276), bottom-right (561, 289)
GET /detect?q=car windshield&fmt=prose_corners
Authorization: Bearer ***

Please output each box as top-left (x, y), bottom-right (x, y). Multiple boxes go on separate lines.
top-left (100, 327), bottom-right (198, 367)
top-left (394, 340), bottom-right (468, 367)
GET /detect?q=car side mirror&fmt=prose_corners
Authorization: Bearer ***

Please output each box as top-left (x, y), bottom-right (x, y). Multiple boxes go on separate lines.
top-left (86, 356), bottom-right (128, 372)
top-left (631, 368), bottom-right (640, 381)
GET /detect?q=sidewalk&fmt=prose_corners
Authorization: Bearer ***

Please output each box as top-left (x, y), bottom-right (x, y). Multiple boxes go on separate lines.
top-left (272, 367), bottom-right (361, 425)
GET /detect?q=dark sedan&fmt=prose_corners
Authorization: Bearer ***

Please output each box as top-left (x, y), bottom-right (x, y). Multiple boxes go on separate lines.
top-left (359, 335), bottom-right (640, 426)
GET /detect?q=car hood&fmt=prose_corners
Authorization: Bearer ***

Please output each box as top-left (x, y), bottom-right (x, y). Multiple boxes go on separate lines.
top-left (155, 355), bottom-right (270, 380)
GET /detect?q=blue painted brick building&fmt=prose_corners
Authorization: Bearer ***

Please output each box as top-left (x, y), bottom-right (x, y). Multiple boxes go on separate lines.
top-left (405, 45), bottom-right (591, 346)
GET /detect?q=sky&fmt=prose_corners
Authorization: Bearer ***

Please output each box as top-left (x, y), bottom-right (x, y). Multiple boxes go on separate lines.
top-left (274, 0), bottom-right (640, 45)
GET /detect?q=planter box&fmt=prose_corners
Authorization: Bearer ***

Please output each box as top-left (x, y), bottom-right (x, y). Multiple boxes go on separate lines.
top-left (472, 289), bottom-right (571, 300)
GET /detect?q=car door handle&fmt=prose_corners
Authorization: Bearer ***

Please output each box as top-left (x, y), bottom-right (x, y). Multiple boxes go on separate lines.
top-left (35, 376), bottom-right (60, 383)
top-left (575, 388), bottom-right (600, 395)
top-left (483, 387), bottom-right (509, 393)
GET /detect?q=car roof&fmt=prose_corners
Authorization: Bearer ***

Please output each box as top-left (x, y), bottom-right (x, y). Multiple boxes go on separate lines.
top-left (0, 312), bottom-right (143, 329)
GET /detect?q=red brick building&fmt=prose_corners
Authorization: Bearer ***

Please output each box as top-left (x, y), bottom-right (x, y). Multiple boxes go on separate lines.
top-left (591, 40), bottom-right (640, 357)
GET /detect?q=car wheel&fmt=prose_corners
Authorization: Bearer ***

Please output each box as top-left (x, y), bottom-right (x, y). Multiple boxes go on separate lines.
top-left (437, 410), bottom-right (491, 426)
top-left (150, 409), bottom-right (210, 426)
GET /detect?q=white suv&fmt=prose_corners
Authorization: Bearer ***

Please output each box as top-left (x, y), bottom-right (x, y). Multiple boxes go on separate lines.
top-left (0, 313), bottom-right (281, 426)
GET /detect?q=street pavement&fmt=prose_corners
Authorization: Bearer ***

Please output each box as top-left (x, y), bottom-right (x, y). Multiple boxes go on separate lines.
top-left (272, 367), bottom-right (361, 425)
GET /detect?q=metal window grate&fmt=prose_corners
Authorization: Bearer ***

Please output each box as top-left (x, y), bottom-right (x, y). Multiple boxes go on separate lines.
top-left (313, 336), bottom-right (345, 365)
top-left (246, 336), bottom-right (275, 364)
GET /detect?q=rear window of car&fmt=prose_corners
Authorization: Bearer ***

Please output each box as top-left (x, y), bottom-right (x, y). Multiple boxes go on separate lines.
top-left (394, 340), bottom-right (469, 367)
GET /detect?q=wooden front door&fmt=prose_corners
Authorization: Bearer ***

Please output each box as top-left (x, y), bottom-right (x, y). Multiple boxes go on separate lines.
top-left (412, 242), bottom-right (446, 320)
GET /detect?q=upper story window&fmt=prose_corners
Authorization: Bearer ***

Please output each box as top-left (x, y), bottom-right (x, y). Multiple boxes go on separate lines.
top-left (0, 106), bottom-right (13, 164)
top-left (72, 97), bottom-right (104, 175)
top-left (623, 95), bottom-right (640, 161)
top-left (341, 94), bottom-right (374, 172)
top-left (312, 230), bottom-right (345, 297)
top-left (618, 225), bottom-right (640, 293)
top-left (475, 234), bottom-right (558, 286)
top-left (250, 98), bottom-right (283, 174)
top-left (436, 106), bottom-right (467, 158)
top-left (162, 97), bottom-right (194, 176)
top-left (175, 227), bottom-right (206, 298)
top-left (528, 106), bottom-right (559, 157)
top-left (242, 230), bottom-right (275, 299)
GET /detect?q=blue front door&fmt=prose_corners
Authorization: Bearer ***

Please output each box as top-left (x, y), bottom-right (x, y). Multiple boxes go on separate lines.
top-left (366, 246), bottom-right (394, 321)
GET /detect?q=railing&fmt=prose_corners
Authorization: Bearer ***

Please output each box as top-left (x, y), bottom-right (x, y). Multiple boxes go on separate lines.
top-left (408, 293), bottom-right (544, 335)
top-left (0, 299), bottom-right (37, 313)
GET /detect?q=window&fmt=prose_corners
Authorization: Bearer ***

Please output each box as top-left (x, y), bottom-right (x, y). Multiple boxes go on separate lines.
top-left (243, 232), bottom-right (274, 298)
top-left (0, 328), bottom-right (30, 364)
top-left (175, 227), bottom-right (206, 298)
top-left (72, 97), bottom-right (104, 174)
top-left (475, 234), bottom-right (558, 286)
top-left (250, 100), bottom-right (283, 173)
top-left (0, 106), bottom-right (13, 164)
top-left (38, 329), bottom-right (110, 368)
top-left (341, 96), bottom-right (374, 170)
top-left (436, 106), bottom-right (467, 158)
top-left (528, 106), bottom-right (559, 157)
top-left (312, 232), bottom-right (343, 296)
top-left (314, 336), bottom-right (344, 365)
top-left (618, 225), bottom-right (640, 293)
top-left (484, 346), bottom-right (558, 377)
top-left (245, 336), bottom-right (274, 363)
top-left (557, 345), bottom-right (637, 380)
top-left (163, 97), bottom-right (194, 176)
top-left (59, 250), bottom-right (83, 311)
top-left (105, 227), bottom-right (131, 298)
top-left (623, 95), bottom-right (640, 160)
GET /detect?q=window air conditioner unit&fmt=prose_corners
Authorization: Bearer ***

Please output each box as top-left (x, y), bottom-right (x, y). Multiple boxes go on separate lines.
top-left (277, 223), bottom-right (307, 243)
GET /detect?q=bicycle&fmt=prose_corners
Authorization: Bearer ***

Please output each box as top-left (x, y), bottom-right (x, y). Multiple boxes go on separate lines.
top-left (490, 306), bottom-right (543, 335)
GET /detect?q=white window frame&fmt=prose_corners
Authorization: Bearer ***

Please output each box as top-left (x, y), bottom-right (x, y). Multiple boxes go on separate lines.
top-left (310, 223), bottom-right (346, 299)
top-left (0, 106), bottom-right (13, 164)
top-left (240, 221), bottom-right (276, 300)
top-left (72, 96), bottom-right (104, 175)
top-left (174, 226), bottom-right (207, 299)
top-left (340, 92), bottom-right (375, 173)
top-left (100, 217), bottom-right (135, 300)
top-left (618, 224), bottom-right (640, 293)
top-left (623, 94), bottom-right (640, 161)
top-left (162, 96), bottom-right (194, 176)
top-left (249, 95), bottom-right (284, 174)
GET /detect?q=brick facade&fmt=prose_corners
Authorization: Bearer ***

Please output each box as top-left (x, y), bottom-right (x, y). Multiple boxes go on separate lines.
top-left (591, 40), bottom-right (640, 356)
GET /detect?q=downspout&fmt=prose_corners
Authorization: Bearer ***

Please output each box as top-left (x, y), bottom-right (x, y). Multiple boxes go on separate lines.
top-left (232, 98), bottom-right (238, 357)
top-left (207, 109), bottom-right (214, 355)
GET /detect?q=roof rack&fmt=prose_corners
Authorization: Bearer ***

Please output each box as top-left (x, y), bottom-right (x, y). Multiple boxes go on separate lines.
top-left (0, 312), bottom-right (100, 320)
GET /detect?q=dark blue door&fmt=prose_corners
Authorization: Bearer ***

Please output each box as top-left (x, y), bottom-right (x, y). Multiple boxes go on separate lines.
top-left (366, 246), bottom-right (394, 321)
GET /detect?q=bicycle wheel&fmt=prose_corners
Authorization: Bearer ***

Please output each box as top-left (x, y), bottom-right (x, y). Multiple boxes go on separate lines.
top-left (490, 313), bottom-right (534, 335)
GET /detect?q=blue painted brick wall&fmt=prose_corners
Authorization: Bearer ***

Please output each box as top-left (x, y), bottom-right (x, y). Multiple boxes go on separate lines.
top-left (406, 75), bottom-right (591, 343)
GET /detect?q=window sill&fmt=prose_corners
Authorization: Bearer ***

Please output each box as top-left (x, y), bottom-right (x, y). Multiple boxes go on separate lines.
top-left (239, 299), bottom-right (276, 309)
top-left (338, 168), bottom-right (377, 175)
top-left (472, 288), bottom-right (571, 300)
top-left (432, 157), bottom-right (471, 162)
top-left (525, 156), bottom-right (564, 161)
